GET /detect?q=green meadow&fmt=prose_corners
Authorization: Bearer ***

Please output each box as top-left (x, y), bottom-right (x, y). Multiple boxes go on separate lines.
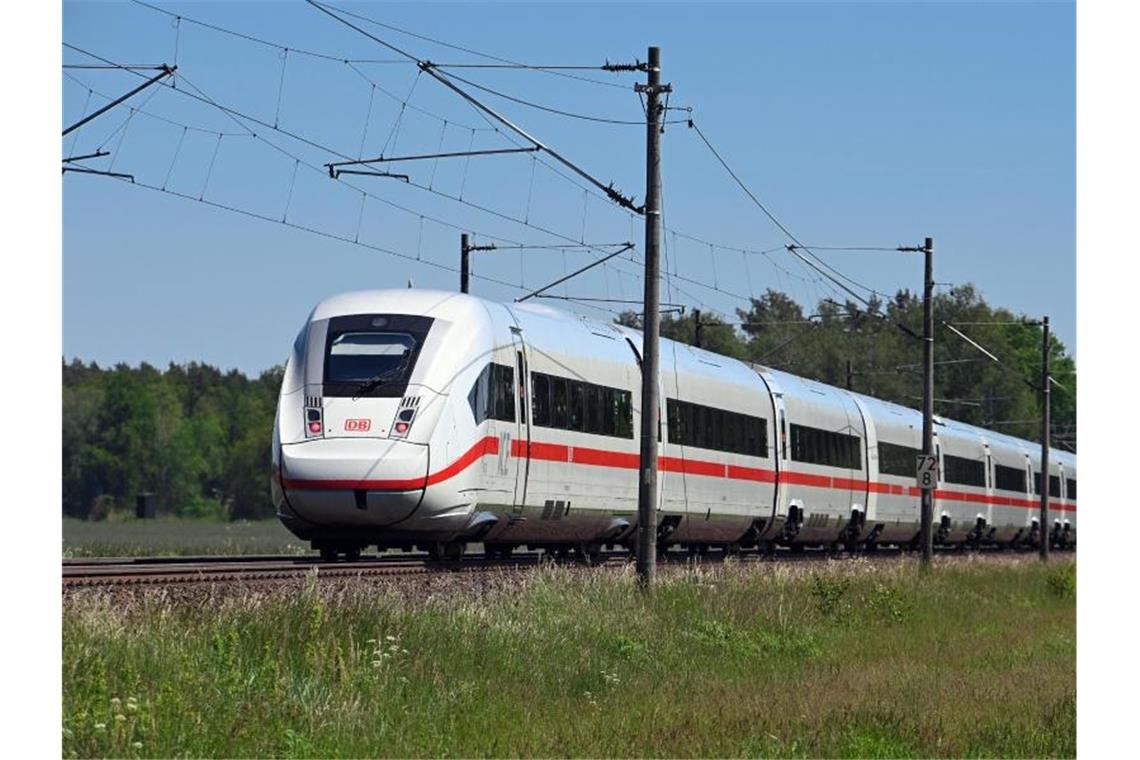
top-left (62, 556), bottom-right (1075, 758)
top-left (63, 517), bottom-right (309, 558)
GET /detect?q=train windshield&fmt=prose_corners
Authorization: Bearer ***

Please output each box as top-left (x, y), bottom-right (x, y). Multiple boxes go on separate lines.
top-left (328, 332), bottom-right (415, 383)
top-left (322, 314), bottom-right (434, 397)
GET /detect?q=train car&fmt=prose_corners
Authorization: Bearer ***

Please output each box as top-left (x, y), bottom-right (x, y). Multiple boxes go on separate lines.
top-left (271, 289), bottom-right (1075, 559)
top-left (981, 429), bottom-right (1038, 545)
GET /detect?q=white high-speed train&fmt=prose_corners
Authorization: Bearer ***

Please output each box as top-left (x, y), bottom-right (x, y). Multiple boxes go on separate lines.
top-left (271, 289), bottom-right (1075, 560)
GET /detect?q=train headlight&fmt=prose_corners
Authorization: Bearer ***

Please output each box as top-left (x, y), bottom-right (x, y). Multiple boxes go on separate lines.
top-left (305, 406), bottom-right (324, 438)
top-left (390, 407), bottom-right (416, 439)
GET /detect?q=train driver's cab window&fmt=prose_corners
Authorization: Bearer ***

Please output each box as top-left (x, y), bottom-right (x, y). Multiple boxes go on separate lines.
top-left (327, 332), bottom-right (415, 385)
top-left (468, 363), bottom-right (516, 425)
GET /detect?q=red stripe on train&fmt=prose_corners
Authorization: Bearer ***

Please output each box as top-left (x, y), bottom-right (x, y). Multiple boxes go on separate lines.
top-left (283, 434), bottom-right (1076, 512)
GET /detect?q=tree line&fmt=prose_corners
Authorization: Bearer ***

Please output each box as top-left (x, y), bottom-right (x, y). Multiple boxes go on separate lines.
top-left (62, 284), bottom-right (1074, 521)
top-left (615, 284), bottom-right (1075, 452)
top-left (63, 360), bottom-right (282, 521)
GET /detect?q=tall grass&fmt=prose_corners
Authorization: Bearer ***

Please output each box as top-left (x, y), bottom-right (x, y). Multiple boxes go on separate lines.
top-left (63, 557), bottom-right (1075, 758)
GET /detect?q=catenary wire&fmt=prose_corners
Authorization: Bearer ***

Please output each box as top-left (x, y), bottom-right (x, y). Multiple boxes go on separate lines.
top-left (687, 119), bottom-right (890, 307)
top-left (65, 37), bottom-right (782, 311)
top-left (65, 41), bottom-right (880, 325)
top-left (305, 3), bottom-right (644, 214)
top-left (429, 66), bottom-right (688, 126)
top-left (310, 0), bottom-right (632, 90)
top-left (129, 0), bottom-right (409, 64)
top-left (64, 44), bottom-right (647, 311)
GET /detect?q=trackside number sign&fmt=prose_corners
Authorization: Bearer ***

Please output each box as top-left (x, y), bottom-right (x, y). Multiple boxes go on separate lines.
top-left (916, 455), bottom-right (938, 489)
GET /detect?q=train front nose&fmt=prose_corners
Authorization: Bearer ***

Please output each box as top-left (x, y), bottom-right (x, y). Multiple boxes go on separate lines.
top-left (280, 437), bottom-right (430, 526)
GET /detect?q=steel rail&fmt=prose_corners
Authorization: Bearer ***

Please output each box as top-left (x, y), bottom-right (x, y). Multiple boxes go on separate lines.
top-left (61, 545), bottom-right (1067, 588)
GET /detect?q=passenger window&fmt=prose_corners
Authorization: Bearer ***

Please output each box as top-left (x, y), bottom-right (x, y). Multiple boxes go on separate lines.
top-left (665, 397), bottom-right (768, 456)
top-left (568, 381), bottom-right (584, 432)
top-left (467, 363), bottom-right (515, 424)
top-left (789, 423), bottom-right (861, 469)
top-left (516, 352), bottom-right (527, 426)
top-left (467, 366), bottom-right (489, 425)
top-left (879, 441), bottom-right (920, 477)
top-left (532, 373), bottom-right (550, 427)
top-left (995, 464), bottom-right (1028, 492)
top-left (492, 364), bottom-right (514, 422)
top-left (551, 376), bottom-right (568, 429)
top-left (529, 371), bottom-right (633, 438)
top-left (587, 385), bottom-right (603, 435)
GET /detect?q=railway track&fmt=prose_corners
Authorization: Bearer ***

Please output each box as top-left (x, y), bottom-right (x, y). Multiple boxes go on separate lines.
top-left (61, 552), bottom-right (563, 587)
top-left (62, 545), bottom-right (1063, 588)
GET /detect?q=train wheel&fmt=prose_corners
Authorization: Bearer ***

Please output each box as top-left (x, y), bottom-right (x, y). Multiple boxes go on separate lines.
top-left (485, 543), bottom-right (514, 560)
top-left (343, 546), bottom-right (361, 562)
top-left (577, 542), bottom-right (603, 566)
top-left (426, 543), bottom-right (444, 561)
top-left (318, 546), bottom-right (338, 563)
top-left (443, 541), bottom-right (466, 561)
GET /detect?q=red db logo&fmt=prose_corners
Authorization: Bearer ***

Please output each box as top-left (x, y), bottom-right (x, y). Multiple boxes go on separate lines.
top-left (345, 419), bottom-right (372, 432)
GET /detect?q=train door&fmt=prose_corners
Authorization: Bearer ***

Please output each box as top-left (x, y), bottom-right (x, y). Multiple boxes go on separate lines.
top-left (982, 444), bottom-right (994, 531)
top-left (1026, 457), bottom-right (1036, 533)
top-left (847, 395), bottom-right (876, 529)
top-left (934, 435), bottom-right (945, 531)
top-left (1055, 461), bottom-right (1067, 537)
top-left (656, 344), bottom-right (680, 531)
top-left (508, 325), bottom-right (531, 510)
top-left (755, 370), bottom-right (790, 533)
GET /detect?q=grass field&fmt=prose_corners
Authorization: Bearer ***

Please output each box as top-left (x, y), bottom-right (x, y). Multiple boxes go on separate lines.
top-left (62, 517), bottom-right (310, 558)
top-left (62, 556), bottom-right (1075, 758)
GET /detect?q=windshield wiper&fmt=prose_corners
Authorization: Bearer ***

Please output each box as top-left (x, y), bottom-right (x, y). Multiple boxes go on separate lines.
top-left (350, 362), bottom-right (408, 400)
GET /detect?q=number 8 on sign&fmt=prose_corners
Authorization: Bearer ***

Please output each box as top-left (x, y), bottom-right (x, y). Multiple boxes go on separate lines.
top-left (916, 455), bottom-right (938, 489)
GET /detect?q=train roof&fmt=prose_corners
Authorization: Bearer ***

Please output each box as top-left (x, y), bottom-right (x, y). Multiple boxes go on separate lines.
top-left (306, 289), bottom-right (1072, 463)
top-left (309, 288), bottom-right (491, 324)
top-left (527, 297), bottom-right (1071, 462)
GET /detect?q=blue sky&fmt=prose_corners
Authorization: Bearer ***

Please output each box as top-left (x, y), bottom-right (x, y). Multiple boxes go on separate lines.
top-left (62, 1), bottom-right (1075, 374)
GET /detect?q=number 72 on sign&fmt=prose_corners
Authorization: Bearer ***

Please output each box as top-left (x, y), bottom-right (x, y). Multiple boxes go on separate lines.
top-left (916, 455), bottom-right (939, 489)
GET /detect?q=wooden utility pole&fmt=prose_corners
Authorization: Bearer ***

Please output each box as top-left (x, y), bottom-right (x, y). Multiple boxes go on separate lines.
top-left (460, 233), bottom-right (470, 294)
top-left (636, 46), bottom-right (667, 590)
top-left (693, 308), bottom-right (703, 349)
top-left (920, 237), bottom-right (935, 566)
top-left (1039, 315), bottom-right (1051, 560)
top-left (459, 234), bottom-right (497, 294)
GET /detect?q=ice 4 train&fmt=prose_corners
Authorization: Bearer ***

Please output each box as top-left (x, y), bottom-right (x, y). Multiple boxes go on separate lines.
top-left (271, 289), bottom-right (1075, 560)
